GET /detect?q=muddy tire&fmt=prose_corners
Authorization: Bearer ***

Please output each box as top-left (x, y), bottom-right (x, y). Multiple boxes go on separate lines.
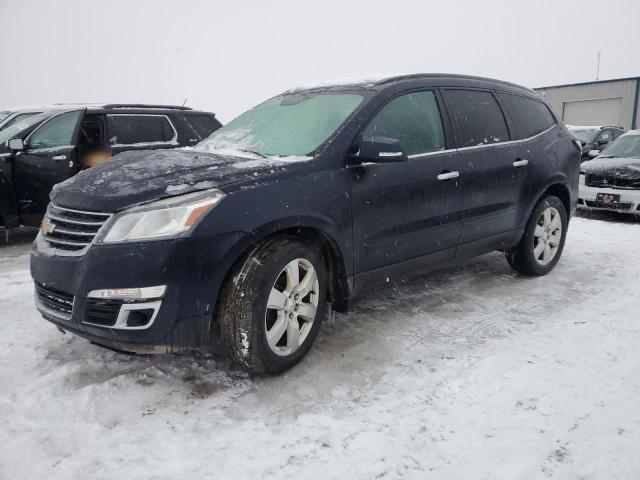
top-left (506, 195), bottom-right (568, 276)
top-left (218, 237), bottom-right (327, 375)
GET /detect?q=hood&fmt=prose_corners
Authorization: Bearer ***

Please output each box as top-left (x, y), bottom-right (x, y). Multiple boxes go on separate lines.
top-left (581, 156), bottom-right (640, 178)
top-left (51, 148), bottom-right (308, 212)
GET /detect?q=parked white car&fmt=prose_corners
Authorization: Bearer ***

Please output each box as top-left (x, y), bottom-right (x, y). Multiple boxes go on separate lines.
top-left (579, 130), bottom-right (640, 214)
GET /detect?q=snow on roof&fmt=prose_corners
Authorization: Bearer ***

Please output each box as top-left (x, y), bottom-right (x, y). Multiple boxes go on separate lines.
top-left (288, 73), bottom-right (403, 92)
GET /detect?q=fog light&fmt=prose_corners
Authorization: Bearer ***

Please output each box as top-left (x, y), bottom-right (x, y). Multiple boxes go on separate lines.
top-left (87, 285), bottom-right (166, 301)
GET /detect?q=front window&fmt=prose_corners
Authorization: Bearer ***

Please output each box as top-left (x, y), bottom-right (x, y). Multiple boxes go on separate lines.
top-left (598, 134), bottom-right (640, 159)
top-left (195, 92), bottom-right (364, 157)
top-left (568, 128), bottom-right (598, 144)
top-left (28, 110), bottom-right (82, 149)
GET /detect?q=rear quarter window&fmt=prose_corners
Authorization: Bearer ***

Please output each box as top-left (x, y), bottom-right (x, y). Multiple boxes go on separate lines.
top-left (499, 93), bottom-right (556, 140)
top-left (185, 114), bottom-right (221, 139)
top-left (107, 115), bottom-right (175, 145)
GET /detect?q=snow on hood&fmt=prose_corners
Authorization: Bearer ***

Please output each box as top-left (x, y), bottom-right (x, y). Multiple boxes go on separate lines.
top-left (581, 156), bottom-right (640, 178)
top-left (51, 148), bottom-right (311, 212)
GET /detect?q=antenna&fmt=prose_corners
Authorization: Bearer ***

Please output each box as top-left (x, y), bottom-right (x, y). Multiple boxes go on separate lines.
top-left (595, 51), bottom-right (602, 80)
top-left (182, 97), bottom-right (188, 107)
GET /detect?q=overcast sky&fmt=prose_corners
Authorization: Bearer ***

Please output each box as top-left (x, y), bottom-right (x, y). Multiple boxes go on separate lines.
top-left (1, 0), bottom-right (639, 122)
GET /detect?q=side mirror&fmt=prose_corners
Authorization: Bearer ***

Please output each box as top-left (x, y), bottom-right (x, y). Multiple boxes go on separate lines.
top-left (355, 136), bottom-right (408, 164)
top-left (588, 149), bottom-right (600, 158)
top-left (8, 138), bottom-right (25, 151)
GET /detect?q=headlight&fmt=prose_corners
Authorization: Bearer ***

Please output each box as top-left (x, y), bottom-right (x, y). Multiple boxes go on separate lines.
top-left (579, 172), bottom-right (585, 185)
top-left (99, 189), bottom-right (225, 244)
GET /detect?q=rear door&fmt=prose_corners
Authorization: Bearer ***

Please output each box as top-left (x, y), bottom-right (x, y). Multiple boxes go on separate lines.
top-left (106, 114), bottom-right (179, 154)
top-left (498, 92), bottom-right (561, 222)
top-left (443, 89), bottom-right (522, 245)
top-left (13, 109), bottom-right (84, 225)
top-left (350, 89), bottom-right (463, 275)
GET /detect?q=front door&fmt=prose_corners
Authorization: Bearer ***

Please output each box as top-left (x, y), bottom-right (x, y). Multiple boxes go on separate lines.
top-left (443, 89), bottom-right (522, 245)
top-left (13, 109), bottom-right (84, 225)
top-left (349, 90), bottom-right (463, 276)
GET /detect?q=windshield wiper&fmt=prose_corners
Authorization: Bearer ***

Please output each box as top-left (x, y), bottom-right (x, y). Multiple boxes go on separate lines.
top-left (237, 148), bottom-right (268, 159)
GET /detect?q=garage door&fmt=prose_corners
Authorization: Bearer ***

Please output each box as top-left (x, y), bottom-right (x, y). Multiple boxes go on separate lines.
top-left (562, 97), bottom-right (623, 126)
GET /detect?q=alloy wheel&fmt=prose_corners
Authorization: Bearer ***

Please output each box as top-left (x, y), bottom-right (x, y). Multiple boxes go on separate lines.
top-left (533, 206), bottom-right (562, 266)
top-left (265, 258), bottom-right (320, 356)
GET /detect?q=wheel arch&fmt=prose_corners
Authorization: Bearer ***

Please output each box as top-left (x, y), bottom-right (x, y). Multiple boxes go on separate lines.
top-left (218, 217), bottom-right (353, 315)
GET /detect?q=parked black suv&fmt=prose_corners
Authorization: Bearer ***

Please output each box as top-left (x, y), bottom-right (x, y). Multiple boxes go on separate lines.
top-left (0, 104), bottom-right (221, 228)
top-left (31, 74), bottom-right (579, 374)
top-left (568, 125), bottom-right (625, 161)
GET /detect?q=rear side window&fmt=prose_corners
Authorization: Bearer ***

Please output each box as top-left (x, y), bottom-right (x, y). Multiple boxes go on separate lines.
top-left (185, 114), bottom-right (220, 139)
top-left (107, 115), bottom-right (175, 145)
top-left (499, 93), bottom-right (556, 139)
top-left (445, 90), bottom-right (509, 147)
top-left (363, 90), bottom-right (445, 156)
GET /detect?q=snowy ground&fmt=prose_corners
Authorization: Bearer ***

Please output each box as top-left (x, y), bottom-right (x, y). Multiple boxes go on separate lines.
top-left (1, 215), bottom-right (640, 479)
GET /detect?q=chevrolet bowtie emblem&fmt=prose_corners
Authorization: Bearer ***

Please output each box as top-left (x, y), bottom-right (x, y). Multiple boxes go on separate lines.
top-left (41, 217), bottom-right (56, 235)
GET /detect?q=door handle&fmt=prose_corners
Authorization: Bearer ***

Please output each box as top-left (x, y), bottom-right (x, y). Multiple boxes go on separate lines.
top-left (52, 155), bottom-right (67, 161)
top-left (437, 171), bottom-right (460, 181)
top-left (513, 159), bottom-right (529, 167)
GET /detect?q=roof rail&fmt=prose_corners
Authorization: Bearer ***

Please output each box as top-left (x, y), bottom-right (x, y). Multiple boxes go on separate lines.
top-left (102, 103), bottom-right (193, 111)
top-left (375, 73), bottom-right (533, 92)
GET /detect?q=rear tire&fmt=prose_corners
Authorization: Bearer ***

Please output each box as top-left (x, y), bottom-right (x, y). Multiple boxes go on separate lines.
top-left (217, 237), bottom-right (327, 375)
top-left (506, 195), bottom-right (568, 276)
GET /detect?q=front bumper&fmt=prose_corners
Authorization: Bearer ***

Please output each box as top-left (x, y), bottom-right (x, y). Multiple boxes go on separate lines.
top-left (578, 184), bottom-right (640, 214)
top-left (30, 230), bottom-right (246, 352)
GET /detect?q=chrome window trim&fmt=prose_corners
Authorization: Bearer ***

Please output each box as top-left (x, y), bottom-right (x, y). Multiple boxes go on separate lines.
top-left (456, 124), bottom-right (557, 152)
top-left (106, 113), bottom-right (178, 147)
top-left (405, 125), bottom-right (557, 159)
top-left (408, 148), bottom-right (457, 159)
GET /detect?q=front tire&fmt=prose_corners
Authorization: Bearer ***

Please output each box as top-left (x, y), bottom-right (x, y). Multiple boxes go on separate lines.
top-left (506, 195), bottom-right (568, 276)
top-left (217, 237), bottom-right (327, 375)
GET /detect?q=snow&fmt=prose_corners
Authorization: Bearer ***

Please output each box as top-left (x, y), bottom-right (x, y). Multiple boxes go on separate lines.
top-left (288, 74), bottom-right (401, 91)
top-left (1, 216), bottom-right (640, 479)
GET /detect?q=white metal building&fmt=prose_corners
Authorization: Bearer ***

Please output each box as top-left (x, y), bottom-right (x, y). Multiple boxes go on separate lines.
top-left (535, 76), bottom-right (640, 130)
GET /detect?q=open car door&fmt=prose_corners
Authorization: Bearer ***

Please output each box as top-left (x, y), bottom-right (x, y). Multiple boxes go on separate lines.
top-left (12, 109), bottom-right (85, 226)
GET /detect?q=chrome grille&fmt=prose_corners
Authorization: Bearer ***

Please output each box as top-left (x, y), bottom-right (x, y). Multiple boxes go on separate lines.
top-left (586, 174), bottom-right (640, 190)
top-left (42, 204), bottom-right (112, 254)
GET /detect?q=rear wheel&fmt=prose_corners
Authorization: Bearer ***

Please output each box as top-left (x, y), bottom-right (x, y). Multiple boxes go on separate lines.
top-left (217, 237), bottom-right (327, 375)
top-left (506, 195), bottom-right (568, 276)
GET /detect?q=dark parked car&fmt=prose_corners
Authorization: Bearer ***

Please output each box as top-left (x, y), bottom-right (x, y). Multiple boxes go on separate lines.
top-left (0, 104), bottom-right (221, 228)
top-left (568, 125), bottom-right (625, 161)
top-left (31, 74), bottom-right (579, 374)
top-left (0, 107), bottom-right (45, 132)
top-left (578, 130), bottom-right (640, 213)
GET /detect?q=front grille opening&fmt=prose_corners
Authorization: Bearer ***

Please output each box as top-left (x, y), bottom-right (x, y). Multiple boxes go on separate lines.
top-left (35, 282), bottom-right (74, 317)
top-left (585, 200), bottom-right (633, 210)
top-left (43, 204), bottom-right (112, 253)
top-left (86, 298), bottom-right (122, 327)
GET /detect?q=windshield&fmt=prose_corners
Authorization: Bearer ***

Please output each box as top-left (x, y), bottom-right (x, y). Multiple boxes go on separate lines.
top-left (0, 111), bottom-right (10, 124)
top-left (0, 111), bottom-right (41, 132)
top-left (0, 111), bottom-right (54, 146)
top-left (598, 134), bottom-right (640, 159)
top-left (195, 92), bottom-right (364, 157)
top-left (568, 128), bottom-right (598, 143)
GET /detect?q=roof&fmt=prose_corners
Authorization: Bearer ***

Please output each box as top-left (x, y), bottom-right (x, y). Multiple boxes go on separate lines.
top-left (535, 76), bottom-right (640, 90)
top-left (290, 73), bottom-right (534, 94)
top-left (2, 103), bottom-right (196, 113)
